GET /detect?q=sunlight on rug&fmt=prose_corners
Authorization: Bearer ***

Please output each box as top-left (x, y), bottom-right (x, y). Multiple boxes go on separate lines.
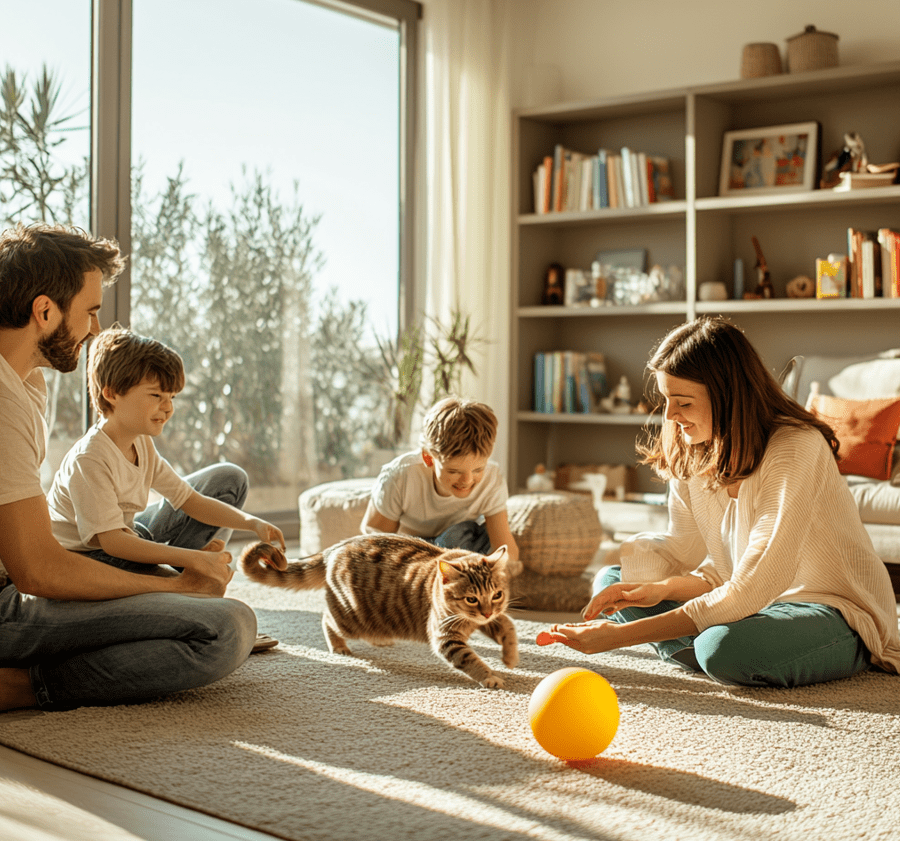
top-left (0, 572), bottom-right (898, 841)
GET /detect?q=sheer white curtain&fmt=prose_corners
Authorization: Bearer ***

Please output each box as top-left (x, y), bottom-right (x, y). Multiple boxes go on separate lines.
top-left (419, 0), bottom-right (513, 469)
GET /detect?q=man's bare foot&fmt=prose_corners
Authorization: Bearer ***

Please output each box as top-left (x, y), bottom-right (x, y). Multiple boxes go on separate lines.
top-left (0, 668), bottom-right (37, 712)
top-left (202, 538), bottom-right (226, 553)
top-left (252, 633), bottom-right (279, 653)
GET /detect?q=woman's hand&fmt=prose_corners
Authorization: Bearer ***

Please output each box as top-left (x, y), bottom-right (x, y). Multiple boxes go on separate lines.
top-left (582, 581), bottom-right (668, 620)
top-left (539, 620), bottom-right (622, 655)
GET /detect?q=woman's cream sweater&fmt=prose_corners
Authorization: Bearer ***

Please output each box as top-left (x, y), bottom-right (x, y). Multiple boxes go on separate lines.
top-left (620, 425), bottom-right (900, 672)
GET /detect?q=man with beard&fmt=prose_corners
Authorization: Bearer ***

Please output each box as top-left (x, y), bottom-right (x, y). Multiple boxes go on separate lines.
top-left (0, 223), bottom-right (256, 712)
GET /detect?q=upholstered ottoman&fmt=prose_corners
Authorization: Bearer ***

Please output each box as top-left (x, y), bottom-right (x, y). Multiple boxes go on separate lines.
top-left (298, 478), bottom-right (375, 555)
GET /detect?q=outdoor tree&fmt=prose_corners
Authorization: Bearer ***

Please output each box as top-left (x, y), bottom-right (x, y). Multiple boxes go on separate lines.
top-left (0, 64), bottom-right (90, 453)
top-left (1, 61), bottom-right (406, 501)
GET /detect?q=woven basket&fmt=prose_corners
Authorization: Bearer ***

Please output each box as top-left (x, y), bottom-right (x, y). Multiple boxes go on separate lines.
top-left (507, 491), bottom-right (602, 577)
top-left (787, 25), bottom-right (838, 73)
top-left (741, 43), bottom-right (783, 79)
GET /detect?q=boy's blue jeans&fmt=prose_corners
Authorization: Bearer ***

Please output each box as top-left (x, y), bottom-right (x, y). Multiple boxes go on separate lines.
top-left (84, 462), bottom-right (250, 575)
top-left (428, 519), bottom-right (492, 555)
top-left (596, 566), bottom-right (871, 688)
top-left (0, 463), bottom-right (257, 711)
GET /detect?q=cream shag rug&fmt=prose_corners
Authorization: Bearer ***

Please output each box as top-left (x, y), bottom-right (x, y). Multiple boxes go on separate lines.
top-left (1, 573), bottom-right (899, 841)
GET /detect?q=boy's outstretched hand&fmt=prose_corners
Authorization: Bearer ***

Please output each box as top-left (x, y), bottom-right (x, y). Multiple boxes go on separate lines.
top-left (250, 518), bottom-right (286, 553)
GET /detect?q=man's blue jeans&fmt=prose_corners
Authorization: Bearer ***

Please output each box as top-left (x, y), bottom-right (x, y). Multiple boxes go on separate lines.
top-left (595, 566), bottom-right (871, 688)
top-left (0, 463), bottom-right (257, 710)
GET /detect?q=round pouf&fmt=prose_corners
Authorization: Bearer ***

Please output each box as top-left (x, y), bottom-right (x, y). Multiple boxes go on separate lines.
top-left (507, 491), bottom-right (602, 577)
top-left (529, 667), bottom-right (620, 761)
top-left (298, 478), bottom-right (375, 555)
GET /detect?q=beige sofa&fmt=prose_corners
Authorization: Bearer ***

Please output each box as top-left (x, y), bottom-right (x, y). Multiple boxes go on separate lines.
top-left (781, 349), bottom-right (900, 592)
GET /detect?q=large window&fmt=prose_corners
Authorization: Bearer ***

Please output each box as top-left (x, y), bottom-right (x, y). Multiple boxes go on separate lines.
top-left (0, 1), bottom-right (92, 489)
top-left (1, 0), bottom-right (419, 527)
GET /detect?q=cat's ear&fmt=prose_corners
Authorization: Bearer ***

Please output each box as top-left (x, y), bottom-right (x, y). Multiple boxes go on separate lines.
top-left (485, 545), bottom-right (508, 564)
top-left (438, 559), bottom-right (462, 583)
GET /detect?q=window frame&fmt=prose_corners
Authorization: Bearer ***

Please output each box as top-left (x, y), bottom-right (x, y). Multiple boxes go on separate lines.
top-left (90, 0), bottom-right (420, 530)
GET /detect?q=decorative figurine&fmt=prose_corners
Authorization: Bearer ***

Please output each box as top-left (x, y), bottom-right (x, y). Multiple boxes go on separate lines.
top-left (751, 236), bottom-right (775, 298)
top-left (542, 263), bottom-right (564, 305)
top-left (820, 131), bottom-right (868, 188)
top-left (786, 275), bottom-right (816, 298)
top-left (526, 464), bottom-right (555, 492)
top-left (600, 375), bottom-right (633, 414)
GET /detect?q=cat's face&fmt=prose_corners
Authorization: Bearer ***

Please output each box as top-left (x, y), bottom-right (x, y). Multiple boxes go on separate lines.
top-left (439, 546), bottom-right (509, 623)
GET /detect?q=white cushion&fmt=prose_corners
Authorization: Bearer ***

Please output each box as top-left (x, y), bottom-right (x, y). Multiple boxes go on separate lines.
top-left (829, 354), bottom-right (900, 400)
top-left (846, 476), bottom-right (900, 525)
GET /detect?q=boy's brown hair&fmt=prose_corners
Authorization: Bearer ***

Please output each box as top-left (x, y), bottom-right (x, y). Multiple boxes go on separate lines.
top-left (0, 223), bottom-right (125, 329)
top-left (420, 396), bottom-right (497, 460)
top-left (88, 326), bottom-right (185, 416)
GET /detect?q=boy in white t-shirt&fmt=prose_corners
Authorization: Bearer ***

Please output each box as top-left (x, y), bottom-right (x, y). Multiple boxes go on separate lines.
top-left (48, 326), bottom-right (285, 580)
top-left (361, 397), bottom-right (520, 567)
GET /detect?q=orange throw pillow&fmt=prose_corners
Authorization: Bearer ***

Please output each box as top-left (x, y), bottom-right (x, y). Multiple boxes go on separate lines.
top-left (807, 393), bottom-right (900, 480)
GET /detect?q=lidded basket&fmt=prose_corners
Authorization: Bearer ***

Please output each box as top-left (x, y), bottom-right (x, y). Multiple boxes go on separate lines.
top-left (787, 25), bottom-right (838, 73)
top-left (741, 43), bottom-right (782, 79)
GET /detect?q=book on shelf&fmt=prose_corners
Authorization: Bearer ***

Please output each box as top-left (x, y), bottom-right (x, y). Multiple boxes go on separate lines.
top-left (579, 156), bottom-right (593, 211)
top-left (532, 145), bottom-right (673, 213)
top-left (533, 351), bottom-right (607, 414)
top-left (847, 228), bottom-right (882, 298)
top-left (878, 228), bottom-right (900, 298)
top-left (620, 147), bottom-right (638, 207)
top-left (594, 149), bottom-right (610, 209)
top-left (609, 153), bottom-right (622, 208)
top-left (636, 151), bottom-right (649, 206)
top-left (649, 156), bottom-right (675, 201)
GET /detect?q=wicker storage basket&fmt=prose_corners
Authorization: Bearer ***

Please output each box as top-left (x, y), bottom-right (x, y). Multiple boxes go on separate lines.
top-left (741, 43), bottom-right (783, 79)
top-left (787, 25), bottom-right (838, 73)
top-left (507, 491), bottom-right (602, 577)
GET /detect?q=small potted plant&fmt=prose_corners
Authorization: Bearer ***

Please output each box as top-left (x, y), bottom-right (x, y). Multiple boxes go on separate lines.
top-left (370, 309), bottom-right (483, 468)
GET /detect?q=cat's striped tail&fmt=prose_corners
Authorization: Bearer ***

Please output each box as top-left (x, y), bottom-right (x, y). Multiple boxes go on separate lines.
top-left (239, 541), bottom-right (327, 590)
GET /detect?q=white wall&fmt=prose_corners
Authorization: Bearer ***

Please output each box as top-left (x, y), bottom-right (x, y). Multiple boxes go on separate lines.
top-left (511, 0), bottom-right (900, 105)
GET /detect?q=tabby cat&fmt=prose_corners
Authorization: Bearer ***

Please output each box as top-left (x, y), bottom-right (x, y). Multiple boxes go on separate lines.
top-left (240, 534), bottom-right (518, 688)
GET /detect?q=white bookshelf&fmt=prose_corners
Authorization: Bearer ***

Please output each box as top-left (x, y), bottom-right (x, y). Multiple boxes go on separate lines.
top-left (509, 60), bottom-right (900, 494)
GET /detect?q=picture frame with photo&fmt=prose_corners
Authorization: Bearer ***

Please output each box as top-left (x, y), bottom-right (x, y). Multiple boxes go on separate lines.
top-left (718, 122), bottom-right (820, 196)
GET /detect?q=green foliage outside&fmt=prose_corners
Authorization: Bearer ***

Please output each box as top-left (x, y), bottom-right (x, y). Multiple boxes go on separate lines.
top-left (1, 64), bottom-right (481, 502)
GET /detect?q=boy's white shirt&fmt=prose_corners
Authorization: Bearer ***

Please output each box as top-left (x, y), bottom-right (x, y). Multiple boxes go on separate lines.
top-left (372, 450), bottom-right (508, 538)
top-left (47, 424), bottom-right (193, 551)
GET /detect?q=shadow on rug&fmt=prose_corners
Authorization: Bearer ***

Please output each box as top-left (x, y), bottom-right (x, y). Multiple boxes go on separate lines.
top-left (0, 573), bottom-right (898, 841)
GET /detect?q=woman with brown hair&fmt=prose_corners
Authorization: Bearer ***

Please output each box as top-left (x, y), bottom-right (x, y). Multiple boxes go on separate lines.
top-left (542, 316), bottom-right (900, 687)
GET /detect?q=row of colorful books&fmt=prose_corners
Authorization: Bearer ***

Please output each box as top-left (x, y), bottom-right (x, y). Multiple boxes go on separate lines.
top-left (533, 351), bottom-right (608, 414)
top-left (817, 228), bottom-right (900, 299)
top-left (532, 145), bottom-right (675, 214)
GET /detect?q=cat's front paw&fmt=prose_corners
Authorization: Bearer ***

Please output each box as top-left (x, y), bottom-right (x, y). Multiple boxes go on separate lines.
top-left (480, 673), bottom-right (505, 689)
top-left (502, 643), bottom-right (519, 669)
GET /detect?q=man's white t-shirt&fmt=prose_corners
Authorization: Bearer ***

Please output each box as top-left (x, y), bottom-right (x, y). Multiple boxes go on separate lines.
top-left (372, 451), bottom-right (508, 537)
top-left (48, 424), bottom-right (193, 552)
top-left (0, 355), bottom-right (49, 578)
